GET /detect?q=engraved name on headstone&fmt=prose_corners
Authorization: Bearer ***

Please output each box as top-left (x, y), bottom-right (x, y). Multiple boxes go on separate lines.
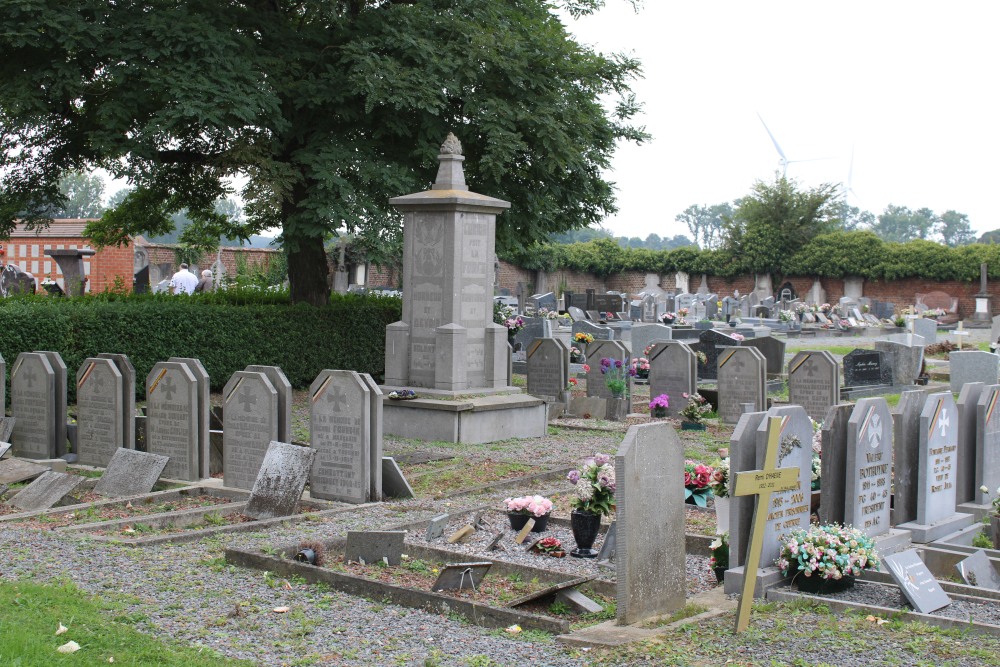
top-left (310, 370), bottom-right (371, 503)
top-left (75, 358), bottom-right (124, 468)
top-left (845, 398), bottom-right (893, 536)
top-left (145, 362), bottom-right (200, 481)
top-left (10, 352), bottom-right (56, 459)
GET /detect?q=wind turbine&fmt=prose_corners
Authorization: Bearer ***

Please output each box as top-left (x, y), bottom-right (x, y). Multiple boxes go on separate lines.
top-left (756, 113), bottom-right (833, 177)
top-left (844, 146), bottom-right (861, 204)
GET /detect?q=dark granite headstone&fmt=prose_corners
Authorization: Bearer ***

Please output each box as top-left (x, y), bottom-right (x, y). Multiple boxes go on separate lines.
top-left (345, 530), bottom-right (405, 566)
top-left (843, 349), bottom-right (892, 387)
top-left (884, 551), bottom-right (951, 614)
top-left (93, 449), bottom-right (170, 498)
top-left (956, 550), bottom-right (1000, 591)
top-left (696, 329), bottom-right (741, 380)
top-left (222, 371), bottom-right (279, 491)
top-left (75, 358), bottom-right (124, 468)
top-left (7, 470), bottom-right (82, 512)
top-left (244, 441), bottom-right (315, 520)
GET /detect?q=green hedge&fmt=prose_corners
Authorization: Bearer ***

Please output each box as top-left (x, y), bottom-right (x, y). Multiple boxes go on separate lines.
top-left (0, 293), bottom-right (401, 401)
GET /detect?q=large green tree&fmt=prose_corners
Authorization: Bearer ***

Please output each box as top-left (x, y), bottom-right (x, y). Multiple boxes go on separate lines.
top-left (50, 171), bottom-right (106, 219)
top-left (0, 0), bottom-right (645, 304)
top-left (675, 202), bottom-right (733, 250)
top-left (937, 209), bottom-right (975, 247)
top-left (871, 205), bottom-right (936, 243)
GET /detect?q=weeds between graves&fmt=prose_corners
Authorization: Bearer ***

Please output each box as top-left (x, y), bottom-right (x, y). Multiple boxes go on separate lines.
top-left (9, 494), bottom-right (235, 530)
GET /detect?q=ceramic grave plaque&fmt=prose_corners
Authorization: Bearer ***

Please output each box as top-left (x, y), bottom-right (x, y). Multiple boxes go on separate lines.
top-left (97, 353), bottom-right (137, 449)
top-left (145, 362), bottom-right (200, 481)
top-left (526, 338), bottom-right (568, 402)
top-left (244, 365), bottom-right (293, 443)
top-left (94, 449), bottom-right (169, 498)
top-left (75, 358), bottom-right (124, 468)
top-left (648, 341), bottom-right (696, 417)
top-left (310, 370), bottom-right (371, 503)
top-left (34, 351), bottom-right (68, 457)
top-left (884, 551), bottom-right (951, 614)
top-left (845, 398), bottom-right (893, 536)
top-left (222, 371), bottom-right (279, 490)
top-left (717, 347), bottom-right (766, 424)
top-left (787, 351), bottom-right (840, 422)
top-left (244, 441), bottom-right (315, 520)
top-left (10, 352), bottom-right (56, 459)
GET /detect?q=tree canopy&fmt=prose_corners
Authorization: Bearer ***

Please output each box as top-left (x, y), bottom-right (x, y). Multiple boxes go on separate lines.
top-left (0, 0), bottom-right (646, 304)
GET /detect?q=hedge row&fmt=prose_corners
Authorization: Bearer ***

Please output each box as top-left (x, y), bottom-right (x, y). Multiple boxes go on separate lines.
top-left (0, 293), bottom-right (401, 401)
top-left (501, 233), bottom-right (1000, 281)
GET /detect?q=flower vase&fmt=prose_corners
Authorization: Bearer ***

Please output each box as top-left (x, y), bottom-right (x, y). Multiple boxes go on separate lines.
top-left (713, 566), bottom-right (727, 583)
top-left (992, 515), bottom-right (1000, 550)
top-left (794, 574), bottom-right (855, 595)
top-left (606, 397), bottom-right (628, 421)
top-left (681, 421), bottom-right (706, 431)
top-left (651, 407), bottom-right (668, 419)
top-left (570, 509), bottom-right (601, 558)
top-left (714, 496), bottom-right (730, 535)
top-left (508, 512), bottom-right (550, 533)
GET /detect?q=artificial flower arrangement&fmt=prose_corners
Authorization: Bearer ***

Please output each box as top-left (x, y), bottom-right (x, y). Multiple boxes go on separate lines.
top-left (569, 346), bottom-right (584, 362)
top-left (661, 311), bottom-right (678, 324)
top-left (810, 417), bottom-right (823, 490)
top-left (566, 453), bottom-right (616, 516)
top-left (696, 351), bottom-right (708, 365)
top-left (388, 389), bottom-right (418, 400)
top-left (533, 536), bottom-right (566, 558)
top-left (680, 392), bottom-right (712, 423)
top-left (566, 377), bottom-right (579, 392)
top-left (730, 333), bottom-right (745, 342)
top-left (631, 356), bottom-right (650, 378)
top-left (684, 460), bottom-right (715, 507)
top-left (649, 393), bottom-right (670, 417)
top-left (574, 332), bottom-right (595, 345)
top-left (811, 453), bottom-right (822, 491)
top-left (600, 357), bottom-right (637, 398)
top-left (922, 308), bottom-right (946, 318)
top-left (709, 532), bottom-right (729, 571)
top-left (778, 309), bottom-right (795, 322)
top-left (504, 495), bottom-right (553, 517)
top-left (776, 523), bottom-right (879, 583)
top-left (794, 302), bottom-right (808, 314)
top-left (819, 303), bottom-right (831, 313)
top-left (982, 485), bottom-right (1000, 516)
top-left (709, 457), bottom-right (729, 498)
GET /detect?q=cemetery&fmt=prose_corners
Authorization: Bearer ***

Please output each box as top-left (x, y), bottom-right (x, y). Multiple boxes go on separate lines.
top-left (4, 139), bottom-right (1000, 665)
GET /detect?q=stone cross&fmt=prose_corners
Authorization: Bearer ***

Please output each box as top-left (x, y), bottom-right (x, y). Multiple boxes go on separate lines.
top-left (732, 416), bottom-right (801, 633)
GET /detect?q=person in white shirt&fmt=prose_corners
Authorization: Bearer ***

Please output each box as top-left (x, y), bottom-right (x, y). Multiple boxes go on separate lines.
top-left (169, 263), bottom-right (199, 295)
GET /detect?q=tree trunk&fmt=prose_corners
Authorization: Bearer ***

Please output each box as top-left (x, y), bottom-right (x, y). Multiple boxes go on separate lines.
top-left (286, 233), bottom-right (330, 306)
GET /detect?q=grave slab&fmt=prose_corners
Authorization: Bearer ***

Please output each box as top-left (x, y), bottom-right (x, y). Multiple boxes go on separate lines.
top-left (93, 449), bottom-right (170, 498)
top-left (884, 551), bottom-right (951, 614)
top-left (244, 441), bottom-right (315, 520)
top-left (956, 550), bottom-right (1000, 591)
top-left (345, 530), bottom-right (405, 566)
top-left (8, 470), bottom-right (83, 511)
top-left (0, 458), bottom-right (49, 485)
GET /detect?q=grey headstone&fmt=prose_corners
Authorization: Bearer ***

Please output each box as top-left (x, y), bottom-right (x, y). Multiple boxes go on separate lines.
top-left (145, 361), bottom-right (200, 481)
top-left (648, 341), bottom-right (696, 417)
top-left (425, 514), bottom-right (450, 541)
top-left (597, 521), bottom-right (616, 562)
top-left (742, 336), bottom-right (785, 379)
top-left (956, 382), bottom-right (985, 504)
top-left (555, 588), bottom-right (605, 614)
top-left (309, 370), bottom-right (372, 503)
top-left (916, 392), bottom-right (960, 527)
top-left (956, 550), bottom-right (1000, 591)
top-left (585, 340), bottom-right (630, 402)
top-left (222, 371), bottom-right (279, 491)
top-left (787, 351), bottom-right (840, 421)
top-left (0, 417), bottom-right (15, 443)
top-left (976, 385), bottom-right (1000, 506)
top-left (7, 470), bottom-right (82, 512)
top-left (93, 449), bottom-right (170, 498)
top-left (167, 357), bottom-right (210, 478)
top-left (381, 457), bottom-right (414, 499)
top-left (949, 351), bottom-right (1000, 393)
top-left (0, 458), bottom-right (49, 485)
top-left (244, 441), bottom-right (315, 520)
top-left (992, 315), bottom-right (1000, 349)
top-left (697, 329), bottom-right (742, 380)
top-left (717, 347), bottom-right (766, 424)
top-left (431, 562), bottom-right (492, 591)
top-left (10, 353), bottom-right (57, 459)
top-left (34, 351), bottom-right (68, 458)
top-left (845, 398), bottom-right (893, 537)
top-left (818, 404), bottom-right (853, 525)
top-left (97, 353), bottom-right (137, 450)
top-left (640, 295), bottom-right (657, 323)
top-left (567, 305), bottom-right (587, 322)
top-left (843, 349), bottom-right (893, 387)
top-left (912, 317), bottom-right (937, 344)
top-left (0, 441), bottom-right (10, 460)
top-left (874, 340), bottom-right (924, 386)
top-left (630, 323), bottom-right (673, 358)
top-left (75, 358), bottom-right (124, 468)
top-left (729, 411), bottom-right (767, 569)
top-left (244, 365), bottom-right (293, 443)
top-left (893, 391), bottom-right (926, 525)
top-left (526, 338), bottom-right (569, 402)
top-left (345, 530), bottom-right (405, 566)
top-left (884, 551), bottom-right (951, 614)
top-left (530, 292), bottom-right (557, 313)
top-left (357, 373), bottom-right (384, 501)
top-left (572, 320), bottom-right (613, 342)
top-left (615, 422), bottom-right (686, 625)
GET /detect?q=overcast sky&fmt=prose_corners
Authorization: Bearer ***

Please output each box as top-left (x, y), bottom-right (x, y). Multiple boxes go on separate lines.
top-left (564, 1), bottom-right (1000, 242)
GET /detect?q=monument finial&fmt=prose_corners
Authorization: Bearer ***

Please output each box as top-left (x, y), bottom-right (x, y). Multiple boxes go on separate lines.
top-left (440, 132), bottom-right (463, 156)
top-left (432, 133), bottom-right (467, 191)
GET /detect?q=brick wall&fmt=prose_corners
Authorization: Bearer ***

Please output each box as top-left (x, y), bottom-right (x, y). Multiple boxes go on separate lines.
top-left (0, 232), bottom-right (134, 293)
top-left (143, 244), bottom-right (279, 277)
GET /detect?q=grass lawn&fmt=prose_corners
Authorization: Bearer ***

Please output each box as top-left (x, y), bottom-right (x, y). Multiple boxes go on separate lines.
top-left (0, 580), bottom-right (251, 666)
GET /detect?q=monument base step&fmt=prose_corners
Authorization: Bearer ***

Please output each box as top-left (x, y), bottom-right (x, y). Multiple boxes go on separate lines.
top-left (380, 384), bottom-right (521, 399)
top-left (381, 393), bottom-right (547, 444)
top-left (874, 528), bottom-right (913, 556)
top-left (897, 513), bottom-right (975, 543)
top-left (723, 565), bottom-right (787, 598)
top-left (957, 501), bottom-right (994, 523)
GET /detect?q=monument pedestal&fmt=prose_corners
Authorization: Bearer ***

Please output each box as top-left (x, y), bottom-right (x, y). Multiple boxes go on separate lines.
top-left (957, 501), bottom-right (994, 523)
top-left (381, 393), bottom-right (546, 444)
top-left (723, 565), bottom-right (787, 598)
top-left (971, 295), bottom-right (993, 324)
top-left (873, 528), bottom-right (913, 557)
top-left (897, 513), bottom-right (974, 543)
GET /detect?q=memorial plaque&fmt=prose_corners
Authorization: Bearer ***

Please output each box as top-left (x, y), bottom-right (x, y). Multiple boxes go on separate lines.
top-left (97, 353), bottom-right (137, 449)
top-left (145, 362), bottom-right (200, 481)
top-left (167, 357), bottom-right (211, 479)
top-left (310, 370), bottom-right (371, 503)
top-left (976, 385), bottom-right (1000, 507)
top-left (845, 398), bottom-right (893, 537)
top-left (345, 530), bottom-right (405, 566)
top-left (843, 349), bottom-right (892, 387)
top-left (648, 341), bottom-right (696, 417)
top-left (526, 338), bottom-right (568, 402)
top-left (10, 352), bottom-right (56, 459)
top-left (244, 441), bottom-right (315, 520)
top-left (244, 365), bottom-right (293, 443)
top-left (431, 562), bottom-right (492, 591)
top-left (717, 347), bottom-right (766, 424)
top-left (94, 449), bottom-right (169, 498)
top-left (222, 371), bottom-right (279, 490)
top-left (697, 329), bottom-right (741, 380)
top-left (8, 470), bottom-right (82, 512)
top-left (75, 358), bottom-right (124, 468)
top-left (34, 351), bottom-right (68, 457)
top-left (787, 351), bottom-right (840, 421)
top-left (884, 551), bottom-right (951, 614)
top-left (956, 550), bottom-right (1000, 591)
top-left (917, 392), bottom-right (959, 527)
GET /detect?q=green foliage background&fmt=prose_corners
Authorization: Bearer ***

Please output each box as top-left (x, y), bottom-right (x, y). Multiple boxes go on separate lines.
top-left (0, 293), bottom-right (400, 401)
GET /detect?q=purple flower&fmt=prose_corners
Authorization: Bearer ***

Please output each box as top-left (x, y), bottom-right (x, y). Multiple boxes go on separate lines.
top-left (567, 470), bottom-right (580, 484)
top-left (614, 359), bottom-right (623, 369)
top-left (594, 453), bottom-right (611, 466)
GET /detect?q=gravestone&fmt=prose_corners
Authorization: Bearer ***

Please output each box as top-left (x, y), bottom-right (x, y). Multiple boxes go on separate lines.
top-left (357, 373), bottom-right (384, 501)
top-left (648, 341), bottom-right (696, 418)
top-left (310, 369), bottom-right (372, 503)
top-left (630, 323), bottom-right (672, 357)
top-left (742, 336), bottom-right (785, 378)
top-left (884, 551), bottom-right (951, 614)
top-left (843, 349), bottom-right (893, 387)
top-left (345, 531), bottom-right (405, 566)
top-left (244, 365), bottom-right (293, 443)
top-left (727, 411), bottom-right (767, 573)
top-left (640, 295), bottom-right (657, 323)
top-left (593, 293), bottom-right (623, 316)
top-left (874, 340), bottom-right (924, 386)
top-left (572, 320), bottom-right (613, 342)
top-left (512, 317), bottom-right (551, 353)
top-left (955, 382), bottom-right (984, 505)
top-left (697, 329), bottom-right (742, 380)
top-left (9, 352), bottom-right (57, 459)
top-left (893, 391), bottom-right (925, 526)
top-left (97, 353), bottom-right (137, 449)
top-left (844, 398), bottom-right (893, 537)
top-left (0, 417), bottom-right (13, 443)
top-left (76, 357), bottom-right (125, 468)
top-left (244, 441), bottom-right (316, 520)
top-left (94, 449), bottom-right (169, 498)
top-left (976, 385), bottom-right (1000, 508)
top-left (567, 306), bottom-right (588, 322)
top-left (530, 292), bottom-right (556, 313)
top-left (675, 292), bottom-right (695, 314)
top-left (525, 338), bottom-right (569, 403)
top-left (0, 458), bottom-right (48, 485)
top-left (897, 392), bottom-right (974, 542)
top-left (717, 347), bottom-right (766, 424)
top-left (912, 317), bottom-right (937, 344)
top-left (382, 457), bottom-right (415, 499)
top-left (0, 441), bottom-right (9, 459)
top-left (818, 404), bottom-right (853, 525)
top-left (425, 514), bottom-right (449, 541)
top-left (615, 422), bottom-right (685, 625)
top-left (949, 351), bottom-right (1000, 393)
top-left (8, 470), bottom-right (82, 512)
top-left (35, 351), bottom-right (68, 458)
top-left (223, 371), bottom-right (279, 490)
top-left (168, 357), bottom-right (211, 479)
top-left (956, 550), bottom-right (1000, 591)
top-left (145, 361), bottom-right (201, 481)
top-left (787, 351), bottom-right (840, 421)
top-left (584, 340), bottom-right (630, 402)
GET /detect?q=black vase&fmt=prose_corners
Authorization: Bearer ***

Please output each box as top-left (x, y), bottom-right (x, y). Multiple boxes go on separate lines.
top-left (570, 509), bottom-right (602, 558)
top-left (713, 566), bottom-right (726, 583)
top-left (507, 512), bottom-right (549, 532)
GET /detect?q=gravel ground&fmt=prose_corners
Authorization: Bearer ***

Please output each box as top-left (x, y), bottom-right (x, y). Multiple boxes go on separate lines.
top-left (829, 580), bottom-right (1000, 626)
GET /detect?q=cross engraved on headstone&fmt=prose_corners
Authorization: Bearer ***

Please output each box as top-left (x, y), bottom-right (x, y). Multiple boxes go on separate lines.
top-left (864, 407), bottom-right (883, 448)
top-left (721, 350), bottom-right (746, 375)
top-left (21, 366), bottom-right (37, 389)
top-left (326, 386), bottom-right (347, 412)
top-left (92, 373), bottom-right (106, 395)
top-left (732, 416), bottom-right (801, 633)
top-left (159, 376), bottom-right (177, 401)
top-left (238, 387), bottom-right (257, 412)
top-left (936, 408), bottom-right (950, 437)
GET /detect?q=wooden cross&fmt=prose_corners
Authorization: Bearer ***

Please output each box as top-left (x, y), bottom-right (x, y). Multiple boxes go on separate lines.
top-left (732, 416), bottom-right (800, 633)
